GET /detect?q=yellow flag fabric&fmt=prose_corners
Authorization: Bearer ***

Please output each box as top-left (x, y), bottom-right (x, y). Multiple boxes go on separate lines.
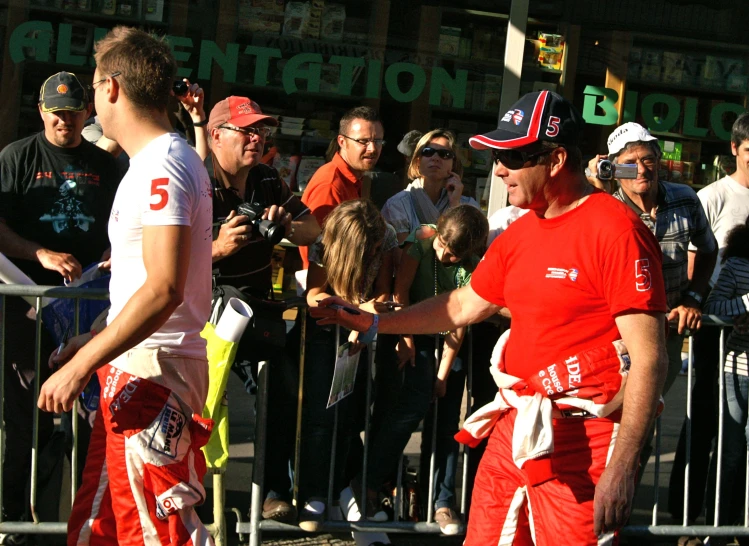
top-left (201, 323), bottom-right (238, 471)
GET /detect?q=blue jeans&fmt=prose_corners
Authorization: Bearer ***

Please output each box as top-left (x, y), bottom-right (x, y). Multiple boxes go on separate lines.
top-left (706, 370), bottom-right (748, 525)
top-left (298, 319), bottom-right (367, 503)
top-left (420, 361), bottom-right (466, 511)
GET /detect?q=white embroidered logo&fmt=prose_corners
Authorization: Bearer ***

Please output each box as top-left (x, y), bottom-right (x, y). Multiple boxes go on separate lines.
top-left (545, 267), bottom-right (579, 281)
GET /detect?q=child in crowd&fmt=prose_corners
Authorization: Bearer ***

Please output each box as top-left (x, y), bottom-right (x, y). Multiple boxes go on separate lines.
top-left (298, 199), bottom-right (397, 534)
top-left (703, 217), bottom-right (749, 525)
top-left (356, 205), bottom-right (488, 535)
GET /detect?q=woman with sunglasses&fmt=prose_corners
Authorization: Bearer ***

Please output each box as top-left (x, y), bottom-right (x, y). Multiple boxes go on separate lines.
top-left (382, 129), bottom-right (480, 255)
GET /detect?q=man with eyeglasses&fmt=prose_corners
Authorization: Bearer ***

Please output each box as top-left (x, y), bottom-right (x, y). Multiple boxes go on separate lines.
top-left (0, 70), bottom-right (120, 532)
top-left (588, 123), bottom-right (717, 398)
top-left (300, 105), bottom-right (384, 268)
top-left (206, 95), bottom-right (320, 524)
top-left (311, 91), bottom-right (669, 545)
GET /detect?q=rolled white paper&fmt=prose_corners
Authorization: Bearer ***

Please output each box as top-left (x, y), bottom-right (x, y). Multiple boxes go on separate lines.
top-left (0, 252), bottom-right (49, 306)
top-left (214, 297), bottom-right (253, 343)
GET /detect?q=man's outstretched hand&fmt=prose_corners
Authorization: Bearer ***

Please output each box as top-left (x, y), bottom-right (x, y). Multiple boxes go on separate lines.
top-left (310, 296), bottom-right (375, 334)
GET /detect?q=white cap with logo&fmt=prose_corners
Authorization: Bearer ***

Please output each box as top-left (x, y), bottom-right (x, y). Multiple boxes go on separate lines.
top-left (607, 122), bottom-right (659, 156)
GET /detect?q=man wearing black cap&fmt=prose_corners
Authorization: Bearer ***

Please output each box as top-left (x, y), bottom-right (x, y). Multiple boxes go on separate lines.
top-left (311, 91), bottom-right (669, 544)
top-left (0, 70), bottom-right (120, 526)
top-left (208, 95), bottom-right (320, 523)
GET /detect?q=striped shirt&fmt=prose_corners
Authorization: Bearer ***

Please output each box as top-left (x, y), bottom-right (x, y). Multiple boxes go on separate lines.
top-left (614, 181), bottom-right (716, 309)
top-left (704, 257), bottom-right (749, 377)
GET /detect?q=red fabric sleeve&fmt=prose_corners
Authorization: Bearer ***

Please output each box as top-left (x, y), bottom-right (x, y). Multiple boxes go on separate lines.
top-left (603, 224), bottom-right (668, 317)
top-left (469, 237), bottom-right (507, 308)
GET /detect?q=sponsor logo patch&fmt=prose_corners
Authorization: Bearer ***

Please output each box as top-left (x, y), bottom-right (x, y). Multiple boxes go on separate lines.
top-left (149, 405), bottom-right (186, 459)
top-left (545, 267), bottom-right (580, 281)
top-left (56, 84), bottom-right (69, 94)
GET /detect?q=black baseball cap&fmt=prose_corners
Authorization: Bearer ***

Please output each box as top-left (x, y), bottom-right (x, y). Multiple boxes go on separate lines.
top-left (469, 90), bottom-right (584, 151)
top-left (39, 71), bottom-right (88, 113)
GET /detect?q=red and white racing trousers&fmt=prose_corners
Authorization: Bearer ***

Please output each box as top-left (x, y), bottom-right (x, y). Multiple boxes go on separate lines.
top-left (67, 349), bottom-right (214, 546)
top-left (465, 409), bottom-right (621, 546)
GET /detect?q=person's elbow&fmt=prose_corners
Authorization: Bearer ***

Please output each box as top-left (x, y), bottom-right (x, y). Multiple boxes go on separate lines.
top-left (147, 279), bottom-right (185, 314)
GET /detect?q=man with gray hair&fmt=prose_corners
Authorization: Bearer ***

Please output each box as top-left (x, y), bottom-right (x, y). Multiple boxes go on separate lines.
top-left (588, 122), bottom-right (718, 394)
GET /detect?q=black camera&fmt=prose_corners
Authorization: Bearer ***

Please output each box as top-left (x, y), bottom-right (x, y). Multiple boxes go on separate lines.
top-left (236, 202), bottom-right (285, 246)
top-left (172, 80), bottom-right (188, 96)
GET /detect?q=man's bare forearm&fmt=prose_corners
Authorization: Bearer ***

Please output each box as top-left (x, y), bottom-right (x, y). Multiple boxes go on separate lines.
top-left (288, 213), bottom-right (320, 246)
top-left (68, 281), bottom-right (182, 377)
top-left (0, 221), bottom-right (43, 261)
top-left (688, 247), bottom-right (718, 297)
top-left (379, 283), bottom-right (499, 336)
top-left (609, 312), bottom-right (668, 471)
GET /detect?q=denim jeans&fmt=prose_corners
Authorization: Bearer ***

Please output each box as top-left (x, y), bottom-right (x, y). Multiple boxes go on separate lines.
top-left (298, 319), bottom-right (367, 504)
top-left (420, 361), bottom-right (466, 511)
top-left (705, 370), bottom-right (748, 525)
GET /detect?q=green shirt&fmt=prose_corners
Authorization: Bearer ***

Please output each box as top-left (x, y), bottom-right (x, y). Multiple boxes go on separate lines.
top-left (405, 231), bottom-right (478, 305)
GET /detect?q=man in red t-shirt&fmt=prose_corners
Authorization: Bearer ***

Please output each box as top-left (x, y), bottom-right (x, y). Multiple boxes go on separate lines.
top-left (300, 106), bottom-right (384, 268)
top-left (312, 91), bottom-right (668, 545)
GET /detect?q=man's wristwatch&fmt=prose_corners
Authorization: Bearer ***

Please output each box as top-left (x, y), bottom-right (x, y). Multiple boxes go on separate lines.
top-left (685, 290), bottom-right (703, 304)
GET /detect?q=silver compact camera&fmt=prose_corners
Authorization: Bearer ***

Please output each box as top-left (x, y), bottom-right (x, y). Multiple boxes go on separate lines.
top-left (596, 159), bottom-right (638, 181)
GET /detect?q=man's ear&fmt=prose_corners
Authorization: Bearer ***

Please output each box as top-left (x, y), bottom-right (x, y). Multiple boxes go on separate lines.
top-left (337, 134), bottom-right (346, 149)
top-left (548, 146), bottom-right (567, 177)
top-left (731, 141), bottom-right (738, 157)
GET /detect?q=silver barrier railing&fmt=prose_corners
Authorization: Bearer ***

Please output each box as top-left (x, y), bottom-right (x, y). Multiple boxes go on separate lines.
top-left (0, 284), bottom-right (229, 543)
top-left (621, 316), bottom-right (749, 539)
top-left (242, 316), bottom-right (479, 544)
top-left (0, 284), bottom-right (108, 538)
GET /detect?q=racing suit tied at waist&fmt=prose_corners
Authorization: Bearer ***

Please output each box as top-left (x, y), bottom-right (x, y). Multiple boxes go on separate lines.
top-left (455, 330), bottom-right (631, 485)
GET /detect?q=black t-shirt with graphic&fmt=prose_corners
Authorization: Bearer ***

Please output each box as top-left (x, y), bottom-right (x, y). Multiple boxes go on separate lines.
top-left (0, 132), bottom-right (121, 285)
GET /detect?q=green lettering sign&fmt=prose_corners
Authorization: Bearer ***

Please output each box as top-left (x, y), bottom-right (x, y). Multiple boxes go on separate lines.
top-left (621, 91), bottom-right (638, 123)
top-left (329, 55), bottom-right (365, 96)
top-left (582, 86), bottom-right (619, 125)
top-left (167, 36), bottom-right (194, 78)
top-left (385, 63), bottom-right (426, 103)
top-left (683, 98), bottom-right (708, 138)
top-left (245, 46), bottom-right (282, 86)
top-left (56, 24), bottom-right (86, 66)
top-left (641, 93), bottom-right (680, 132)
top-left (365, 60), bottom-right (382, 99)
top-left (283, 53), bottom-right (323, 94)
top-left (711, 102), bottom-right (746, 141)
top-left (10, 20), bottom-right (52, 63)
top-left (198, 40), bottom-right (239, 83)
top-left (429, 68), bottom-right (467, 109)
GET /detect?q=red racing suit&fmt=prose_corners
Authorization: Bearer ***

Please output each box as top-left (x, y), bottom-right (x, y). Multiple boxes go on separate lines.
top-left (67, 360), bottom-right (214, 546)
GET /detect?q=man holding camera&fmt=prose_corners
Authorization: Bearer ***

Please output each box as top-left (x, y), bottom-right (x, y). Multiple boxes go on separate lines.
top-left (207, 96), bottom-right (320, 522)
top-left (0, 70), bottom-right (120, 529)
top-left (587, 122), bottom-right (717, 395)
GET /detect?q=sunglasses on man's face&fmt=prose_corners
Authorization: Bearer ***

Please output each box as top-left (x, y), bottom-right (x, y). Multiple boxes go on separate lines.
top-left (492, 148), bottom-right (555, 170)
top-left (420, 147), bottom-right (455, 160)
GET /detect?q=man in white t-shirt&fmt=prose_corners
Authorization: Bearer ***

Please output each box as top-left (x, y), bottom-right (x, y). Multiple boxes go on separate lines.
top-left (37, 27), bottom-right (214, 545)
top-left (670, 112), bottom-right (749, 523)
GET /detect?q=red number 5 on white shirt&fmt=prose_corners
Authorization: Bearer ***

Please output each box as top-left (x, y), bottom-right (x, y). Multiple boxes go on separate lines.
top-left (150, 178), bottom-right (169, 211)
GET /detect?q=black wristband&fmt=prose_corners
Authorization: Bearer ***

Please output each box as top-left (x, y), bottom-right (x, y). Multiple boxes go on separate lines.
top-left (193, 119), bottom-right (208, 127)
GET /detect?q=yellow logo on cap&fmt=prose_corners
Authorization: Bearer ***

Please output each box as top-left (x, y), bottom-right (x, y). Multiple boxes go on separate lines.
top-left (57, 84), bottom-right (68, 94)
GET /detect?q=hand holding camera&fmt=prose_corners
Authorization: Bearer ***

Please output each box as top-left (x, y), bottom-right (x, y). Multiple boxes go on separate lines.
top-left (173, 78), bottom-right (206, 126)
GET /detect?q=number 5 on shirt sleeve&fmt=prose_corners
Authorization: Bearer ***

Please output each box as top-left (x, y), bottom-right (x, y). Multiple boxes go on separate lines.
top-left (150, 178), bottom-right (169, 211)
top-left (635, 258), bottom-right (651, 292)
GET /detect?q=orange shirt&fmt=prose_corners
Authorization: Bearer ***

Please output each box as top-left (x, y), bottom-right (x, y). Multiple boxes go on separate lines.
top-left (300, 152), bottom-right (362, 268)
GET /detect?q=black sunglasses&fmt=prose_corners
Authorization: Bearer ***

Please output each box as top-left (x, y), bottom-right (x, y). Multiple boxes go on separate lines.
top-left (420, 146), bottom-right (455, 160)
top-left (492, 147), bottom-right (556, 170)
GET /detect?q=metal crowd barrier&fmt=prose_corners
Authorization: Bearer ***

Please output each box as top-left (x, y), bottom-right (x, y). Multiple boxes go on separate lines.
top-left (621, 315), bottom-right (749, 540)
top-left (0, 284), bottom-right (227, 543)
top-left (3, 285), bottom-right (749, 544)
